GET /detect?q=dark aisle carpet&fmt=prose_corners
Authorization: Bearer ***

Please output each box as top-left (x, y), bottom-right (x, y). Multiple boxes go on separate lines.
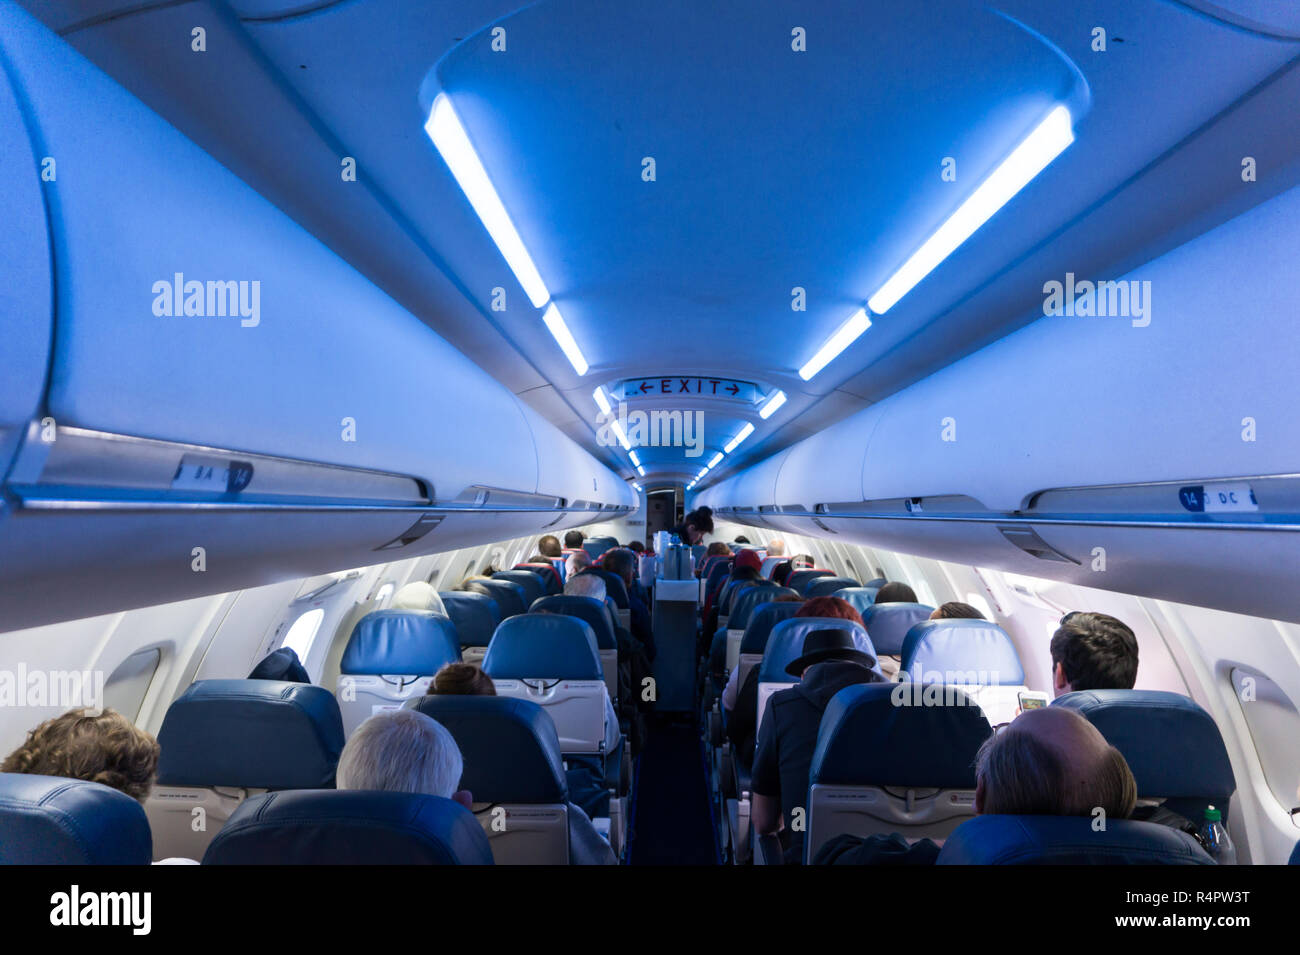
top-left (627, 714), bottom-right (721, 865)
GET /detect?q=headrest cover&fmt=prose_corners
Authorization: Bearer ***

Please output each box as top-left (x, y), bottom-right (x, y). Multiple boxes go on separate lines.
top-left (482, 614), bottom-right (602, 681)
top-left (340, 610), bottom-right (461, 675)
top-left (787, 569), bottom-right (833, 594)
top-left (0, 774), bottom-right (152, 864)
top-left (411, 696), bottom-right (567, 804)
top-left (390, 581), bottom-right (446, 613)
top-left (438, 592), bottom-right (502, 648)
top-left (834, 586), bottom-right (880, 618)
top-left (810, 683), bottom-right (990, 787)
top-left (728, 583), bottom-right (786, 630)
top-left (493, 571), bottom-right (544, 605)
top-left (805, 576), bottom-right (860, 598)
top-left (900, 619), bottom-right (1026, 686)
top-left (739, 601), bottom-right (804, 654)
top-left (471, 579), bottom-right (527, 618)
top-left (203, 790), bottom-right (493, 864)
top-left (157, 680), bottom-right (344, 789)
top-left (937, 815), bottom-right (1214, 865)
top-left (758, 617), bottom-right (876, 683)
top-left (1052, 690), bottom-right (1235, 805)
top-left (531, 594), bottom-right (617, 649)
top-left (861, 602), bottom-right (935, 656)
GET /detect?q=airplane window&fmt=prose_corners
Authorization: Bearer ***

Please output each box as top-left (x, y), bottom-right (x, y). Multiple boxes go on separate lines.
top-left (281, 608), bottom-right (325, 664)
top-left (102, 647), bottom-right (161, 723)
top-left (964, 592), bottom-right (995, 620)
top-left (1230, 666), bottom-right (1300, 816)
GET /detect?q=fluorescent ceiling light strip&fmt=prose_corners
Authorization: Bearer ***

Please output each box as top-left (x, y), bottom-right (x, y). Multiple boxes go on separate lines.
top-left (798, 308), bottom-right (872, 381)
top-left (724, 422), bottom-right (755, 454)
top-left (629, 449), bottom-right (641, 467)
top-left (707, 452), bottom-right (724, 469)
top-left (758, 390), bottom-right (787, 420)
top-left (636, 465), bottom-right (646, 477)
top-left (592, 386), bottom-right (611, 415)
top-left (633, 483), bottom-right (642, 491)
top-left (425, 94), bottom-right (550, 309)
top-left (609, 418), bottom-right (631, 451)
top-left (541, 303), bottom-right (589, 376)
top-left (867, 105), bottom-right (1074, 316)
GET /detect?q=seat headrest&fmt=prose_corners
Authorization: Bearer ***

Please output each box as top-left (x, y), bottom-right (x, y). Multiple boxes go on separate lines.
top-left (470, 579), bottom-right (527, 618)
top-left (1052, 689), bottom-right (1235, 818)
top-left (864, 577), bottom-right (889, 588)
top-left (581, 568), bottom-right (629, 608)
top-left (514, 563), bottom-right (561, 594)
top-left (728, 583), bottom-right (787, 630)
top-left (492, 570), bottom-right (544, 605)
top-left (937, 815), bottom-right (1214, 865)
top-left (0, 773), bottom-right (153, 864)
top-left (810, 683), bottom-right (991, 787)
top-left (531, 594), bottom-right (617, 649)
top-left (438, 591), bottom-right (502, 648)
top-left (758, 617), bottom-right (876, 683)
top-left (787, 569), bottom-right (833, 594)
top-left (202, 790), bottom-right (493, 864)
top-left (834, 586), bottom-right (880, 618)
top-left (861, 602), bottom-right (936, 656)
top-left (156, 680), bottom-right (344, 789)
top-left (739, 601), bottom-right (804, 654)
top-left (411, 696), bottom-right (567, 804)
top-left (482, 613), bottom-right (602, 681)
top-left (805, 576), bottom-right (860, 598)
top-left (340, 609), bottom-right (461, 675)
top-left (900, 619), bottom-right (1026, 685)
top-left (582, 539), bottom-right (615, 559)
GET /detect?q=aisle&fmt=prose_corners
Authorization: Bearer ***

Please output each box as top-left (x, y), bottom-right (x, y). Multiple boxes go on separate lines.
top-left (626, 714), bottom-right (721, 865)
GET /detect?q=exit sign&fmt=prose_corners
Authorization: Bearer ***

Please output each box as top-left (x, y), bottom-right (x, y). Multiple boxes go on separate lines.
top-left (619, 377), bottom-right (756, 402)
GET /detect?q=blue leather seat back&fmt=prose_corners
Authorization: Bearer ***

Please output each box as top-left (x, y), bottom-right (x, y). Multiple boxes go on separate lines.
top-left (864, 578), bottom-right (888, 588)
top-left (705, 559), bottom-right (733, 597)
top-left (738, 601), bottom-right (804, 654)
top-left (787, 569), bottom-right (834, 594)
top-left (759, 556), bottom-right (784, 579)
top-left (582, 568), bottom-right (629, 608)
top-left (835, 586), bottom-right (880, 618)
top-left (203, 790), bottom-right (493, 864)
top-left (493, 570), bottom-right (545, 606)
top-left (900, 619), bottom-right (1026, 685)
top-left (515, 563), bottom-right (561, 595)
top-left (810, 684), bottom-right (991, 787)
top-left (805, 576), bottom-right (860, 598)
top-left (937, 815), bottom-right (1215, 865)
top-left (0, 773), bottom-right (152, 864)
top-left (439, 591), bottom-right (501, 648)
top-left (483, 613), bottom-right (602, 680)
top-left (339, 609), bottom-right (461, 675)
top-left (582, 539), bottom-right (615, 560)
top-left (729, 583), bottom-right (789, 631)
top-left (1052, 689), bottom-right (1236, 821)
top-left (412, 696), bottom-right (567, 804)
top-left (861, 602), bottom-right (935, 656)
top-left (532, 594), bottom-right (617, 649)
top-left (471, 579), bottom-right (527, 618)
top-left (699, 555), bottom-right (729, 581)
top-left (758, 617), bottom-right (877, 683)
top-left (157, 679), bottom-right (344, 789)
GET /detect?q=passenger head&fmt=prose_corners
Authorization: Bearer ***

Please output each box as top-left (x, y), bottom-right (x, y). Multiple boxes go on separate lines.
top-left (679, 506), bottom-right (714, 545)
top-left (797, 595), bottom-right (865, 627)
top-left (766, 539), bottom-right (786, 557)
top-left (1050, 612), bottom-right (1139, 696)
top-left (431, 662), bottom-right (496, 696)
top-left (566, 550), bottom-right (591, 578)
top-left (734, 535), bottom-right (750, 545)
top-left (786, 627), bottom-right (875, 679)
top-left (706, 541), bottom-right (731, 557)
top-left (731, 549), bottom-right (763, 580)
top-left (336, 709), bottom-right (469, 808)
top-left (1, 708), bottom-right (160, 803)
top-left (537, 535), bottom-right (562, 558)
top-left (565, 572), bottom-right (607, 602)
top-left (563, 530), bottom-right (585, 549)
top-left (627, 540), bottom-right (645, 554)
top-left (603, 548), bottom-right (636, 586)
top-left (391, 581), bottom-right (446, 613)
top-left (930, 601), bottom-right (985, 620)
top-left (974, 707), bottom-right (1136, 819)
top-left (874, 581), bottom-right (918, 604)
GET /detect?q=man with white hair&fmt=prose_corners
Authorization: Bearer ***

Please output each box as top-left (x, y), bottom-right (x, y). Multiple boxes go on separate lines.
top-left (766, 539), bottom-right (786, 557)
top-left (336, 709), bottom-right (472, 810)
top-left (566, 549), bottom-right (592, 580)
top-left (564, 572), bottom-right (606, 601)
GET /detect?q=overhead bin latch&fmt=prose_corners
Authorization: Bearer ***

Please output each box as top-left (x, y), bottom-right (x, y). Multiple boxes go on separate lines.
top-left (374, 512), bottom-right (444, 550)
top-left (997, 525), bottom-right (1078, 564)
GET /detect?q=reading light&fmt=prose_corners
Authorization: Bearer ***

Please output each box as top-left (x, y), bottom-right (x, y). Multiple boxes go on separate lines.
top-left (425, 94), bottom-right (550, 308)
top-left (724, 423), bottom-right (755, 454)
top-left (798, 308), bottom-right (872, 381)
top-left (707, 451), bottom-right (724, 469)
top-left (758, 390), bottom-right (787, 419)
top-left (592, 386), bottom-right (612, 415)
top-left (541, 303), bottom-right (589, 376)
top-left (868, 105), bottom-right (1074, 315)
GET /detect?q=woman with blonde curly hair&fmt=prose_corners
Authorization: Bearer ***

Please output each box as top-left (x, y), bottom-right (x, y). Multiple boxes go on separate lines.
top-left (1, 708), bottom-right (160, 803)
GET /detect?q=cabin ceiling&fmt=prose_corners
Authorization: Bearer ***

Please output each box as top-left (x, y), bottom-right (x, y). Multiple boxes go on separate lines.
top-left (25, 0), bottom-right (1300, 487)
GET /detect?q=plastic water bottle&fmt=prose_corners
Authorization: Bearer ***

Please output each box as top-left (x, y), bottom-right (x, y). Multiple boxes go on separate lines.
top-left (1198, 806), bottom-right (1236, 864)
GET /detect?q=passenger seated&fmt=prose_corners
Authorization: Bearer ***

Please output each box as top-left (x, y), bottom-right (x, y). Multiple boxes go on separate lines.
top-left (930, 601), bottom-right (985, 620)
top-left (874, 581), bottom-right (918, 604)
top-left (248, 646), bottom-right (310, 682)
top-left (772, 554), bottom-right (813, 587)
top-left (1051, 612), bottom-right (1139, 695)
top-left (2, 708), bottom-right (159, 804)
top-left (430, 662), bottom-right (496, 696)
top-left (751, 627), bottom-right (887, 865)
top-left (766, 539), bottom-right (786, 557)
top-left (563, 530), bottom-right (585, 549)
top-left (603, 547), bottom-right (654, 659)
top-left (336, 709), bottom-right (473, 810)
top-left (565, 570), bottom-right (606, 601)
top-left (538, 535), bottom-right (562, 559)
top-left (566, 549), bottom-right (592, 579)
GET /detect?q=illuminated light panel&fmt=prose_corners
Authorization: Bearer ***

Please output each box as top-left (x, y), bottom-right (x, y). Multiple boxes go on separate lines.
top-left (724, 422), bottom-right (755, 454)
top-left (609, 418), bottom-right (631, 451)
top-left (592, 386), bottom-right (612, 415)
top-left (867, 105), bottom-right (1074, 316)
top-left (629, 449), bottom-right (641, 467)
top-left (541, 303), bottom-right (588, 376)
top-left (758, 390), bottom-right (787, 419)
top-left (798, 308), bottom-right (872, 381)
top-left (707, 452), bottom-right (724, 469)
top-left (425, 94), bottom-right (550, 308)
top-left (636, 465), bottom-right (646, 477)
